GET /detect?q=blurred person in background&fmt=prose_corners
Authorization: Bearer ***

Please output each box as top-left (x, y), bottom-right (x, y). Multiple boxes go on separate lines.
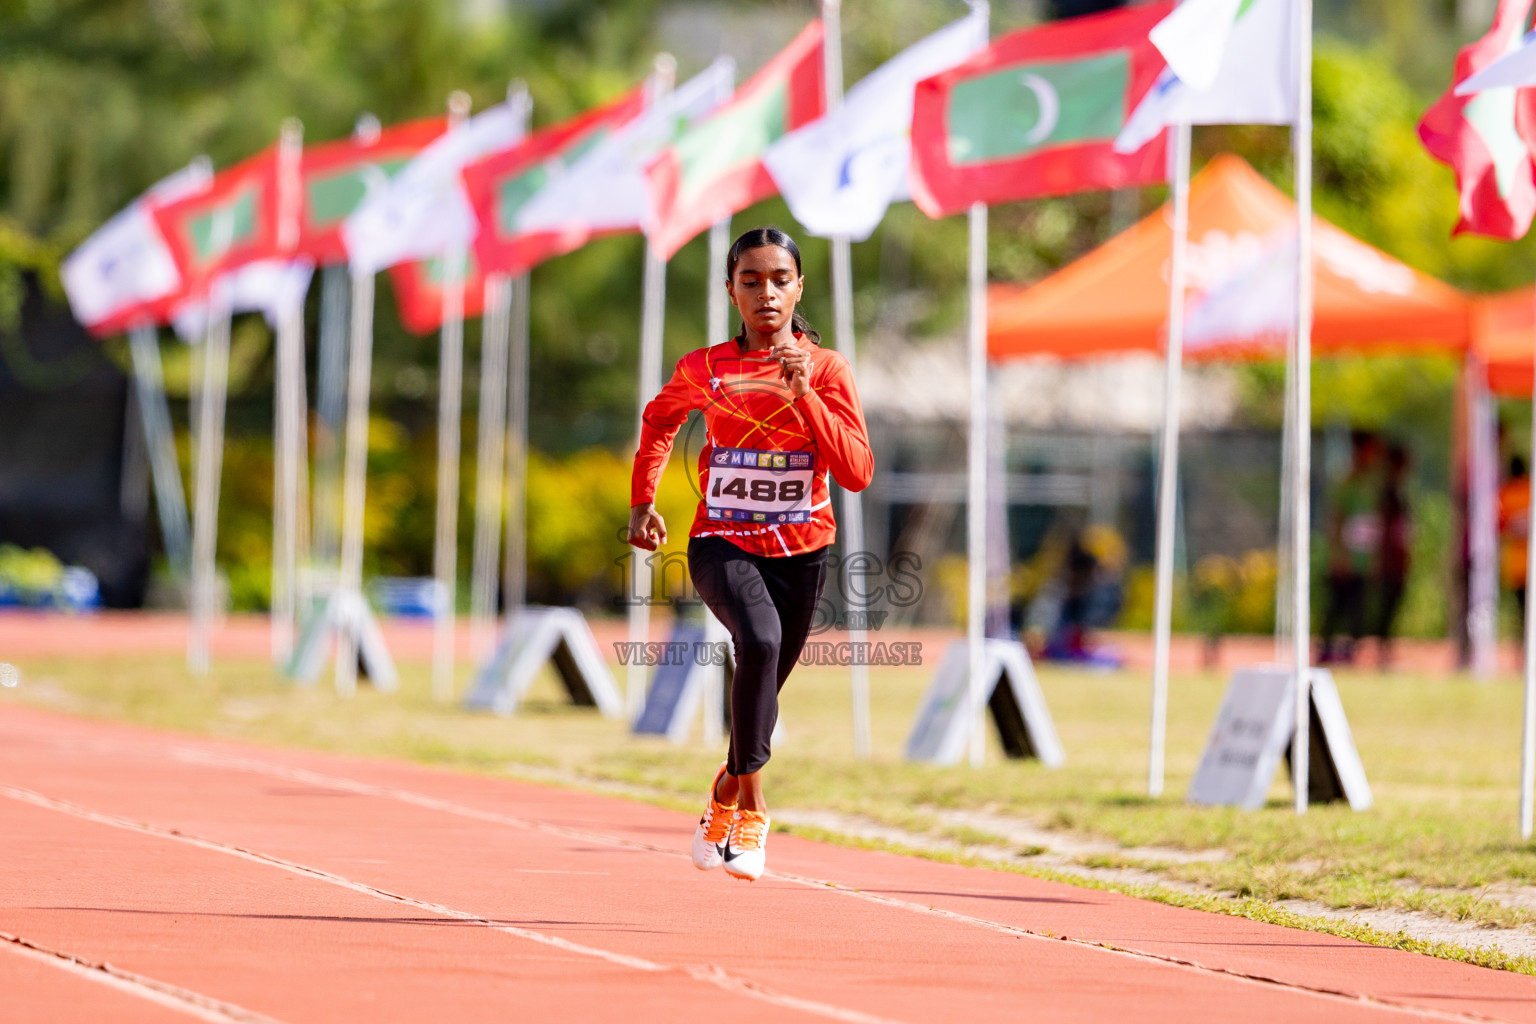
top-left (1319, 429), bottom-right (1384, 665)
top-left (1501, 454), bottom-right (1530, 628)
top-left (1373, 441), bottom-right (1412, 670)
top-left (1031, 524), bottom-right (1126, 668)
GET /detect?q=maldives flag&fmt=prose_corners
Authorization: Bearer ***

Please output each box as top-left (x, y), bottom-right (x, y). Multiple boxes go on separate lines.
top-left (61, 158), bottom-right (213, 337)
top-left (909, 2), bottom-right (1174, 218)
top-left (645, 19), bottom-right (824, 260)
top-left (388, 252), bottom-right (487, 335)
top-left (151, 149), bottom-right (284, 296)
top-left (1419, 0), bottom-right (1536, 239)
top-left (298, 117), bottom-right (447, 264)
top-left (462, 87), bottom-right (646, 276)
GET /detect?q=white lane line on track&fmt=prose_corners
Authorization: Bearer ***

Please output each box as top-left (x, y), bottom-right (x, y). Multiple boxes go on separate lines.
top-left (0, 784), bottom-right (905, 1024)
top-left (0, 929), bottom-right (286, 1024)
top-left (168, 747), bottom-right (1514, 1024)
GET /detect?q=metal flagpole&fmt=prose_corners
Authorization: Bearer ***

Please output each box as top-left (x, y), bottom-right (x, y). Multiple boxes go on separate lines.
top-left (271, 118), bottom-right (306, 666)
top-left (1521, 282), bottom-right (1536, 838)
top-left (311, 117), bottom-right (377, 589)
top-left (502, 270), bottom-right (531, 621)
top-left (1148, 121), bottom-right (1192, 798)
top-left (628, 55), bottom-right (677, 721)
top-left (630, 240), bottom-right (667, 719)
top-left (960, 0), bottom-right (992, 772)
top-left (430, 90), bottom-right (477, 703)
top-left (334, 264), bottom-right (375, 698)
top-left (188, 279), bottom-right (232, 675)
top-left (966, 198), bottom-right (989, 768)
top-left (703, 217), bottom-right (731, 747)
top-left (127, 325), bottom-right (192, 577)
top-left (312, 265), bottom-right (349, 577)
top-left (1292, 0), bottom-right (1316, 814)
top-left (821, 0), bottom-right (872, 760)
top-left (471, 273), bottom-right (511, 660)
top-left (1276, 354), bottom-right (1296, 662)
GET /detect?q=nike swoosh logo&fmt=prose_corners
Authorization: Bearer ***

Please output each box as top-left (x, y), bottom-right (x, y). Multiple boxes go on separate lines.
top-left (721, 844), bottom-right (738, 862)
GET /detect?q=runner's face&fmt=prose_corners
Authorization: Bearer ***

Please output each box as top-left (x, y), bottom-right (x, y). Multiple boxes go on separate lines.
top-left (727, 246), bottom-right (804, 337)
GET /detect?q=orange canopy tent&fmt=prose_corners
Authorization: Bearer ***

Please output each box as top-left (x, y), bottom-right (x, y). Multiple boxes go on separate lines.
top-left (1472, 291), bottom-right (1536, 397)
top-left (988, 154), bottom-right (1472, 362)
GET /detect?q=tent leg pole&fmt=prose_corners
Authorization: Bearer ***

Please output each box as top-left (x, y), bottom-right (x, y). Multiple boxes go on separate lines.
top-left (1521, 285), bottom-right (1536, 839)
top-left (1468, 359), bottom-right (1499, 680)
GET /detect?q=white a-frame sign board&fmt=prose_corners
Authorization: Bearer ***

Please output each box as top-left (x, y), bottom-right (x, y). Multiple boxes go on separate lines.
top-left (464, 606), bottom-right (623, 717)
top-left (287, 588), bottom-right (398, 691)
top-left (633, 620), bottom-right (729, 744)
top-left (906, 639), bottom-right (1064, 767)
top-left (1187, 665), bottom-right (1372, 811)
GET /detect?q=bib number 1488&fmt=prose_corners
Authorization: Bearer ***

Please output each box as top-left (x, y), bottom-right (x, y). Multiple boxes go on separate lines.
top-left (711, 477), bottom-right (805, 503)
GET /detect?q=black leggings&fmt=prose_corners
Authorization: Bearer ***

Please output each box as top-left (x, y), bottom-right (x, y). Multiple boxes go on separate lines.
top-left (688, 536), bottom-right (829, 776)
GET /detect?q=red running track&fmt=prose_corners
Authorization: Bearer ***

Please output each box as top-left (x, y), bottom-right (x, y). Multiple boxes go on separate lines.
top-left (2, 703), bottom-right (1534, 1023)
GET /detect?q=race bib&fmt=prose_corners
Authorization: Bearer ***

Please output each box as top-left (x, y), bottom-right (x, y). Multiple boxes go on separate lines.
top-left (705, 446), bottom-right (815, 524)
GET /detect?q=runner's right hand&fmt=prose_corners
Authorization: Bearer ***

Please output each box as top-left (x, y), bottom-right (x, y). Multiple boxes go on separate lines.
top-left (628, 504), bottom-right (667, 551)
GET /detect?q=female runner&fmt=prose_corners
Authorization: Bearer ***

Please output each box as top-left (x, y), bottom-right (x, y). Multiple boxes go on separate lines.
top-left (627, 227), bottom-right (873, 881)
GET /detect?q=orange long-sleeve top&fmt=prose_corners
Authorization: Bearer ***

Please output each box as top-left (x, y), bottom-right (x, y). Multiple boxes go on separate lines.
top-left (631, 334), bottom-right (873, 557)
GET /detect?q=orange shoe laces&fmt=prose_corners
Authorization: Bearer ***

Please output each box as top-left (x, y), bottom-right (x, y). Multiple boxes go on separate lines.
top-left (731, 810), bottom-right (768, 852)
top-left (702, 797), bottom-right (733, 844)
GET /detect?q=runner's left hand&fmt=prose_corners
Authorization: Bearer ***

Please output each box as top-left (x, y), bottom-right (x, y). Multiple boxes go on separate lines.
top-left (770, 341), bottom-right (812, 399)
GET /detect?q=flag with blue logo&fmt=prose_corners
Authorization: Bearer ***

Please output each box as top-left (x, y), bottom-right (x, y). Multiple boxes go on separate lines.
top-left (1114, 0), bottom-right (1298, 155)
top-left (763, 12), bottom-right (987, 241)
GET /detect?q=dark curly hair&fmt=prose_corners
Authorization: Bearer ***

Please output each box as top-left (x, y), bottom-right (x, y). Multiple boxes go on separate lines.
top-left (725, 226), bottom-right (820, 344)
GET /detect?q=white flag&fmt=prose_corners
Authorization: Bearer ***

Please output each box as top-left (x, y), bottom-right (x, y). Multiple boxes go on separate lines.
top-left (763, 13), bottom-right (987, 241)
top-left (171, 259), bottom-right (315, 343)
top-left (514, 59), bottom-right (736, 238)
top-left (1457, 29), bottom-right (1536, 94)
top-left (61, 158), bottom-right (214, 333)
top-left (1151, 0), bottom-right (1247, 91)
top-left (1115, 0), bottom-right (1298, 155)
top-left (343, 100), bottom-right (528, 275)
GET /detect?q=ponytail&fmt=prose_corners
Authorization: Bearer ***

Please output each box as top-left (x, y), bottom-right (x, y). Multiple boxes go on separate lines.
top-left (790, 310), bottom-right (821, 344)
top-left (726, 226), bottom-right (822, 346)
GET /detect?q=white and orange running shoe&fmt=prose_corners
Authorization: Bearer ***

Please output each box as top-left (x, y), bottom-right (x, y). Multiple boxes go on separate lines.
top-left (722, 809), bottom-right (770, 881)
top-left (691, 762), bottom-right (735, 871)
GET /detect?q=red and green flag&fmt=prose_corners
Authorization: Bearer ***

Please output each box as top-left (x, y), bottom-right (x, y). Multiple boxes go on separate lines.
top-left (151, 149), bottom-right (284, 296)
top-left (388, 251), bottom-right (487, 336)
top-left (462, 87), bottom-right (647, 276)
top-left (298, 117), bottom-right (448, 264)
top-left (1418, 0), bottom-right (1536, 240)
top-left (909, 2), bottom-right (1174, 218)
top-left (645, 19), bottom-right (824, 260)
